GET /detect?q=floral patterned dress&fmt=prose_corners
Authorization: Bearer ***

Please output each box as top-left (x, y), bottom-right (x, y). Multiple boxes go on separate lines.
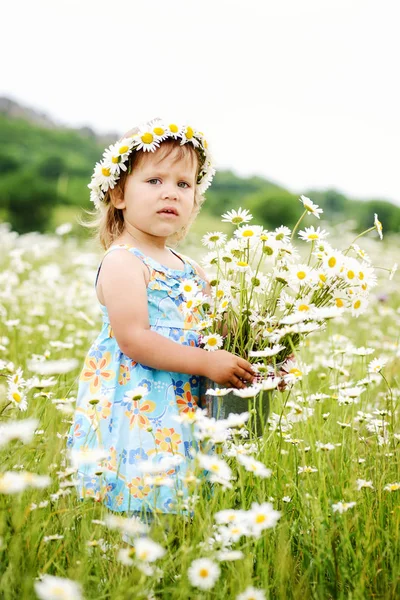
top-left (67, 244), bottom-right (207, 514)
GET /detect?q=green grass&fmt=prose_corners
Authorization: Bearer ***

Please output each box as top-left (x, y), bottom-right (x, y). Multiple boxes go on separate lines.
top-left (0, 226), bottom-right (399, 599)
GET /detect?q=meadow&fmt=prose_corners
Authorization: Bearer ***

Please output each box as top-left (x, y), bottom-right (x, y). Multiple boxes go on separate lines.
top-left (0, 218), bottom-right (399, 600)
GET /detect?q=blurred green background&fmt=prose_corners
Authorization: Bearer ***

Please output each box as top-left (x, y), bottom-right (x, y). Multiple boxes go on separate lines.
top-left (1, 109), bottom-right (399, 238)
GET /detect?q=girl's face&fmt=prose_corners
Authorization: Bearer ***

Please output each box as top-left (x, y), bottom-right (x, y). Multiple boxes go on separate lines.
top-left (115, 146), bottom-right (198, 242)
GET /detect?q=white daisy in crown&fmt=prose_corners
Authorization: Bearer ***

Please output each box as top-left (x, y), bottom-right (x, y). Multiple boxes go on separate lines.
top-left (134, 125), bottom-right (161, 152)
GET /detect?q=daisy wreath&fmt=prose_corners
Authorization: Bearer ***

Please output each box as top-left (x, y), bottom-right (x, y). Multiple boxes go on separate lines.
top-left (88, 118), bottom-right (215, 209)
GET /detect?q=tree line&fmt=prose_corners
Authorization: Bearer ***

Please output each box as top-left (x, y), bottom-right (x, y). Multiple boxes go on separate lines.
top-left (0, 115), bottom-right (399, 234)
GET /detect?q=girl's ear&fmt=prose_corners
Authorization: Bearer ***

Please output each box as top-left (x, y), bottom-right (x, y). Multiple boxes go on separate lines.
top-left (110, 186), bottom-right (125, 210)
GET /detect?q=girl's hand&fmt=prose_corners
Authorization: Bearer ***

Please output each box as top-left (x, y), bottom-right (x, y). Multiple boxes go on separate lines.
top-left (203, 350), bottom-right (256, 389)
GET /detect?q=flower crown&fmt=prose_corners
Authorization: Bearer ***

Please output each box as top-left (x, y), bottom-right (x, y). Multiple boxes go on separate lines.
top-left (88, 118), bottom-right (215, 209)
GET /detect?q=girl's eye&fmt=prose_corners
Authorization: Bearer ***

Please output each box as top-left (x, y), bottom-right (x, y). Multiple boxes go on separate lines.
top-left (147, 179), bottom-right (190, 188)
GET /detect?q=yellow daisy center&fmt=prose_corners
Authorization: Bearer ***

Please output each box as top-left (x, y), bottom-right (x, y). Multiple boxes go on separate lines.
top-left (199, 569), bottom-right (209, 578)
top-left (328, 257), bottom-right (336, 268)
top-left (298, 304), bottom-right (310, 311)
top-left (347, 270), bottom-right (355, 279)
top-left (237, 261), bottom-right (248, 267)
top-left (185, 126), bottom-right (194, 139)
top-left (169, 124), bottom-right (179, 133)
top-left (111, 156), bottom-right (120, 164)
top-left (153, 127), bottom-right (165, 136)
top-left (207, 338), bottom-right (218, 346)
top-left (297, 271), bottom-right (306, 280)
top-left (308, 233), bottom-right (319, 240)
top-left (119, 145), bottom-right (129, 154)
top-left (184, 284), bottom-right (192, 292)
top-left (101, 167), bottom-right (111, 177)
top-left (216, 290), bottom-right (224, 298)
top-left (353, 300), bottom-right (361, 309)
top-left (141, 132), bottom-right (154, 144)
top-left (335, 298), bottom-right (344, 308)
top-left (242, 230), bottom-right (254, 237)
top-left (255, 514), bottom-right (266, 524)
top-left (319, 274), bottom-right (327, 282)
top-left (290, 368), bottom-right (302, 377)
top-left (12, 392), bottom-right (21, 403)
top-left (358, 272), bottom-right (365, 280)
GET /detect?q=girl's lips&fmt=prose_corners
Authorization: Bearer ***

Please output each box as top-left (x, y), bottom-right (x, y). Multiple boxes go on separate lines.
top-left (157, 211), bottom-right (179, 218)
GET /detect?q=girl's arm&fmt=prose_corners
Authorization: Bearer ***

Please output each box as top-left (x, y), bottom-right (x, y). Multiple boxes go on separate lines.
top-left (98, 250), bottom-right (254, 388)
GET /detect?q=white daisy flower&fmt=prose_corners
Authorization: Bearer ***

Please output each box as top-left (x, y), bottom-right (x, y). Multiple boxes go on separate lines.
top-left (298, 226), bottom-right (329, 242)
top-left (374, 213), bottom-right (383, 240)
top-left (383, 482), bottom-right (400, 492)
top-left (234, 225), bottom-right (264, 243)
top-left (298, 465), bottom-right (318, 474)
top-left (68, 448), bottom-right (109, 468)
top-left (245, 502), bottom-right (281, 536)
top-left (134, 537), bottom-right (166, 562)
top-left (164, 122), bottom-right (184, 139)
top-left (123, 386), bottom-right (150, 401)
top-left (179, 279), bottom-right (201, 297)
top-left (214, 508), bottom-right (246, 524)
top-left (351, 243), bottom-right (371, 263)
top-left (216, 550), bottom-right (244, 562)
top-left (368, 357), bottom-right (387, 373)
top-left (0, 418), bottom-right (39, 447)
top-left (0, 471), bottom-right (51, 494)
top-left (287, 264), bottom-right (316, 289)
top-left (237, 586), bottom-right (266, 600)
top-left (389, 263), bottom-right (398, 280)
top-left (7, 384), bottom-right (28, 411)
top-left (202, 232), bottom-right (227, 249)
top-left (332, 501), bottom-right (356, 514)
top-left (299, 195), bottom-right (323, 218)
top-left (221, 207), bottom-right (253, 224)
top-left (350, 296), bottom-right (368, 317)
top-left (34, 575), bottom-right (83, 600)
top-left (237, 454), bottom-right (272, 478)
top-left (92, 161), bottom-right (118, 192)
top-left (274, 225), bottom-right (292, 242)
top-left (201, 333), bottom-right (224, 351)
top-left (206, 387), bottom-right (234, 396)
top-left (248, 344), bottom-right (285, 358)
top-left (232, 259), bottom-right (251, 272)
top-left (188, 557), bottom-right (221, 590)
top-left (180, 125), bottom-right (201, 148)
top-left (356, 479), bottom-right (374, 491)
top-left (322, 249), bottom-right (344, 275)
top-left (232, 384), bottom-right (262, 398)
top-left (133, 127), bottom-right (161, 152)
top-left (197, 454), bottom-right (232, 482)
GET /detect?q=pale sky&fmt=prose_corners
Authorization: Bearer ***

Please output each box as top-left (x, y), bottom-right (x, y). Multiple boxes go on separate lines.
top-left (2, 0), bottom-right (400, 205)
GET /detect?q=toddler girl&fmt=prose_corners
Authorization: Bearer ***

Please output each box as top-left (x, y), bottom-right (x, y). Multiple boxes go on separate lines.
top-left (67, 118), bottom-right (255, 518)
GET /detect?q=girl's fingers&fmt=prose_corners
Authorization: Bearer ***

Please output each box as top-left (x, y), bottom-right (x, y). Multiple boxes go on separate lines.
top-left (236, 367), bottom-right (253, 382)
top-left (238, 358), bottom-right (255, 375)
top-left (230, 375), bottom-right (245, 389)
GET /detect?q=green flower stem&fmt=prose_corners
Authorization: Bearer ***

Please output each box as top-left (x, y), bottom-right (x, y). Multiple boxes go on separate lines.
top-left (290, 210), bottom-right (308, 241)
top-left (344, 226), bottom-right (376, 255)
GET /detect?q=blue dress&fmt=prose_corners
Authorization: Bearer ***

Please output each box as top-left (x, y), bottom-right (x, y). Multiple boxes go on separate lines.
top-left (67, 244), bottom-right (207, 514)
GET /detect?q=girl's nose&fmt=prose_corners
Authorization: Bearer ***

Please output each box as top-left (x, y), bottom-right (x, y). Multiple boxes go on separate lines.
top-left (161, 185), bottom-right (178, 200)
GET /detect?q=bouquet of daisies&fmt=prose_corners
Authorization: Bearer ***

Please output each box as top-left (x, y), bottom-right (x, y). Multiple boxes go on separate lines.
top-left (186, 196), bottom-right (383, 389)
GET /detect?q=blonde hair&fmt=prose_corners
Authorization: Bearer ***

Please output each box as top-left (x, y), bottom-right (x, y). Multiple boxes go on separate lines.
top-left (79, 134), bottom-right (206, 250)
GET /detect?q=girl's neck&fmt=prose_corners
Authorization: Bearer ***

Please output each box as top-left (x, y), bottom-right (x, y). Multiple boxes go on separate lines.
top-left (121, 224), bottom-right (167, 252)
